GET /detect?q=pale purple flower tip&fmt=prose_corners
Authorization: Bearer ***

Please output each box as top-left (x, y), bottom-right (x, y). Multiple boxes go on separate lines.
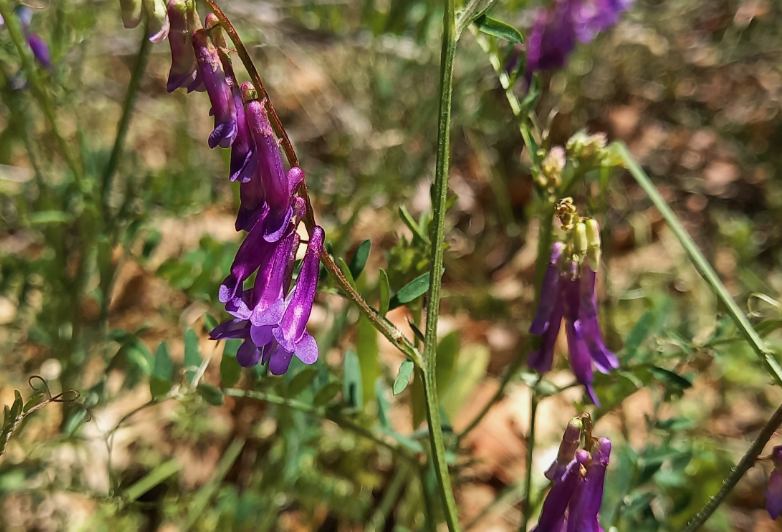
top-left (532, 450), bottom-right (589, 532)
top-left (579, 265), bottom-right (619, 373)
top-left (271, 226), bottom-right (324, 369)
top-left (568, 438), bottom-right (610, 532)
top-left (531, 241), bottom-right (566, 335)
top-left (193, 29), bottom-right (237, 149)
top-left (229, 83), bottom-right (258, 183)
top-left (165, 0), bottom-right (200, 93)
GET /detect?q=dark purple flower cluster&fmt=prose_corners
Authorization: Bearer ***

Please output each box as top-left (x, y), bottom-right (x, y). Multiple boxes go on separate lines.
top-left (1, 6), bottom-right (52, 70)
top-left (528, 219), bottom-right (618, 405)
top-left (525, 0), bottom-right (631, 81)
top-left (766, 446), bottom-right (782, 520)
top-left (117, 0), bottom-right (324, 375)
top-left (533, 420), bottom-right (611, 532)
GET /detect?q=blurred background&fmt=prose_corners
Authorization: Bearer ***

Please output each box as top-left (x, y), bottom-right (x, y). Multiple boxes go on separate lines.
top-left (1, 0), bottom-right (782, 530)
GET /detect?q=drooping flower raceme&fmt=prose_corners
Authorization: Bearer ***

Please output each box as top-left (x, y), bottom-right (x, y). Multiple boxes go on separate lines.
top-left (766, 446), bottom-right (782, 520)
top-left (533, 420), bottom-right (612, 532)
top-left (525, 0), bottom-right (631, 81)
top-left (529, 217), bottom-right (618, 405)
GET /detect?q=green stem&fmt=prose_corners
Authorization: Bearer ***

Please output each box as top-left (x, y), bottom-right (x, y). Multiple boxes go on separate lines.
top-left (455, 0), bottom-right (498, 37)
top-left (520, 390), bottom-right (539, 531)
top-left (680, 402), bottom-right (782, 532)
top-left (101, 23), bottom-right (152, 212)
top-left (617, 143), bottom-right (782, 387)
top-left (0, 0), bottom-right (83, 187)
top-left (222, 388), bottom-right (417, 463)
top-left (420, 0), bottom-right (461, 529)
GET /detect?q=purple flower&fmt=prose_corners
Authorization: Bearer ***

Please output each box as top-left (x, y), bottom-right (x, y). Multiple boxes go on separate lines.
top-left (229, 82), bottom-right (258, 183)
top-left (165, 0), bottom-right (200, 93)
top-left (532, 450), bottom-right (590, 532)
top-left (142, 0), bottom-right (170, 43)
top-left (767, 446), bottom-right (782, 520)
top-left (209, 318), bottom-right (263, 368)
top-left (525, 0), bottom-right (630, 81)
top-left (567, 437), bottom-right (610, 532)
top-left (528, 241), bottom-right (618, 405)
top-left (545, 418), bottom-right (583, 481)
top-left (270, 226), bottom-right (325, 374)
top-left (245, 97), bottom-right (305, 241)
top-left (192, 28), bottom-right (237, 149)
top-left (12, 6), bottom-right (52, 70)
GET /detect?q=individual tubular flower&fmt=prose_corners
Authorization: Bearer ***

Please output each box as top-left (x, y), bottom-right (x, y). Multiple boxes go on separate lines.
top-left (142, 0), bottom-right (170, 43)
top-left (227, 83), bottom-right (258, 183)
top-left (165, 0), bottom-right (201, 92)
top-left (192, 28), bottom-right (237, 149)
top-left (767, 446), bottom-right (782, 520)
top-left (567, 437), bottom-right (611, 532)
top-left (269, 226), bottom-right (325, 375)
top-left (545, 418), bottom-right (583, 481)
top-left (532, 449), bottom-right (589, 532)
top-left (245, 96), bottom-right (305, 241)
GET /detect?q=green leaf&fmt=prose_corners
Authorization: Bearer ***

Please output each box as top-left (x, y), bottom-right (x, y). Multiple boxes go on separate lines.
top-left (123, 458), bottom-right (180, 503)
top-left (356, 316), bottom-right (379, 407)
top-left (473, 15), bottom-right (524, 43)
top-left (399, 206), bottom-right (428, 245)
top-left (624, 310), bottom-right (654, 361)
top-left (389, 272), bottom-right (431, 310)
top-left (435, 331), bottom-right (461, 393)
top-left (313, 381), bottom-right (342, 406)
top-left (393, 360), bottom-right (415, 395)
top-left (223, 338), bottom-right (242, 356)
top-left (348, 239), bottom-right (372, 280)
top-left (378, 269), bottom-right (391, 317)
top-left (9, 391), bottom-right (23, 421)
top-left (184, 328), bottom-right (201, 384)
top-left (376, 379), bottom-right (391, 429)
top-left (150, 342), bottom-right (173, 398)
top-left (202, 314), bottom-right (219, 333)
top-left (23, 393), bottom-right (45, 414)
top-left (337, 257), bottom-right (357, 291)
top-left (220, 351), bottom-right (241, 389)
top-left (649, 366), bottom-right (692, 389)
top-left (343, 351), bottom-right (363, 409)
top-left (407, 319), bottom-right (425, 343)
top-left (287, 368), bottom-right (318, 397)
top-left (197, 383), bottom-right (224, 406)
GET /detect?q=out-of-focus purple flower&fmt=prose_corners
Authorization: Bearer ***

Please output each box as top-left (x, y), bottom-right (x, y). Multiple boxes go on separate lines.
top-left (142, 0), bottom-right (169, 43)
top-left (229, 82), bottom-right (258, 183)
top-left (579, 264), bottom-right (619, 373)
top-left (532, 449), bottom-right (589, 532)
top-left (767, 446), bottom-right (782, 520)
top-left (525, 0), bottom-right (631, 81)
top-left (245, 97), bottom-right (305, 241)
top-left (269, 226), bottom-right (324, 374)
top-left (563, 260), bottom-right (599, 405)
top-left (567, 437), bottom-right (610, 532)
top-left (193, 28), bottom-right (237, 149)
top-left (10, 6), bottom-right (52, 70)
top-left (165, 0), bottom-right (200, 92)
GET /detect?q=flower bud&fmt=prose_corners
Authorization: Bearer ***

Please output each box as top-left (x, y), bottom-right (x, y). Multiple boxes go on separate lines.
top-left (142, 0), bottom-right (170, 42)
top-left (585, 218), bottom-right (601, 269)
top-left (120, 0), bottom-right (143, 29)
top-left (538, 146), bottom-right (565, 190)
top-left (165, 0), bottom-right (200, 92)
top-left (204, 13), bottom-right (228, 49)
top-left (573, 222), bottom-right (587, 257)
top-left (545, 418), bottom-right (582, 480)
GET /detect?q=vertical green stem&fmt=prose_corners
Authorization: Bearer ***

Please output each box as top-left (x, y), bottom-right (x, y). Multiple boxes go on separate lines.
top-left (520, 389), bottom-right (539, 531)
top-left (617, 143), bottom-right (782, 387)
top-left (421, 0), bottom-right (461, 529)
top-left (101, 23), bottom-right (152, 211)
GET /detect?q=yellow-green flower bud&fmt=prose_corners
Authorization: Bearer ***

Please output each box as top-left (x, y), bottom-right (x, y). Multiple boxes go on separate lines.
top-left (585, 219), bottom-right (601, 269)
top-left (573, 222), bottom-right (588, 256)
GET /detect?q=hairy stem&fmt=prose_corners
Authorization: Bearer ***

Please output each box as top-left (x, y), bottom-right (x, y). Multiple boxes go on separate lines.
top-left (617, 143), bottom-right (782, 387)
top-left (681, 402), bottom-right (782, 532)
top-left (420, 0), bottom-right (461, 529)
top-left (202, 0), bottom-right (422, 367)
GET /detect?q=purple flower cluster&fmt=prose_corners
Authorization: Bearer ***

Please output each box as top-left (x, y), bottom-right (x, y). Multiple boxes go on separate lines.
top-left (525, 0), bottom-right (631, 81)
top-left (767, 446), bottom-right (782, 520)
top-left (533, 420), bottom-right (611, 532)
top-left (528, 220), bottom-right (618, 405)
top-left (1, 6), bottom-right (52, 70)
top-left (117, 0), bottom-right (324, 375)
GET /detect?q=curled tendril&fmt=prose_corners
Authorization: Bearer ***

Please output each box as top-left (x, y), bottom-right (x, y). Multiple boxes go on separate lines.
top-left (25, 375), bottom-right (90, 420)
